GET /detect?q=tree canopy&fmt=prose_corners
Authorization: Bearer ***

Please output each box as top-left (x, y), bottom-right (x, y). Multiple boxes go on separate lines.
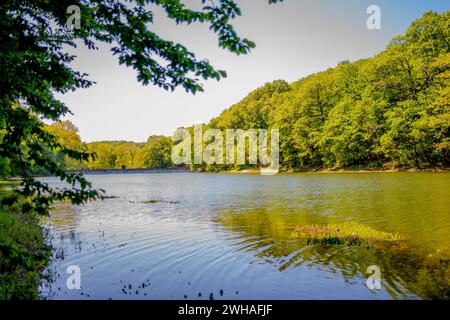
top-left (0, 0), bottom-right (281, 215)
top-left (49, 11), bottom-right (450, 173)
top-left (196, 11), bottom-right (450, 170)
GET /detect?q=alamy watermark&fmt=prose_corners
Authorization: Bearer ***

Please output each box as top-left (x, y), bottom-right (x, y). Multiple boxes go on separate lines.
top-left (63, 5), bottom-right (381, 36)
top-left (367, 5), bottom-right (381, 30)
top-left (171, 125), bottom-right (280, 175)
top-left (66, 5), bottom-right (81, 30)
top-left (66, 265), bottom-right (81, 290)
top-left (366, 265), bottom-right (381, 290)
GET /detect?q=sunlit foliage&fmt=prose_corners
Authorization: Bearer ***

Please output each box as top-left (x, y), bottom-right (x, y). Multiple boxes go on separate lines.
top-left (0, 0), bottom-right (281, 215)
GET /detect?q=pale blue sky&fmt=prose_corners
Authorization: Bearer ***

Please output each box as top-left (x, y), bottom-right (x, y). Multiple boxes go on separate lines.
top-left (57, 0), bottom-right (450, 142)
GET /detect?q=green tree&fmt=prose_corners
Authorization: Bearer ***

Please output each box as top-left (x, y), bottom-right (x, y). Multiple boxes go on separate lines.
top-left (85, 142), bottom-right (117, 169)
top-left (45, 121), bottom-right (85, 170)
top-left (198, 11), bottom-right (450, 171)
top-left (115, 142), bottom-right (142, 169)
top-left (140, 136), bottom-right (172, 168)
top-left (0, 0), bottom-right (281, 215)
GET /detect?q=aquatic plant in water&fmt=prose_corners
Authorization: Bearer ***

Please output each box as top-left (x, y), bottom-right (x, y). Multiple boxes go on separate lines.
top-left (290, 221), bottom-right (405, 246)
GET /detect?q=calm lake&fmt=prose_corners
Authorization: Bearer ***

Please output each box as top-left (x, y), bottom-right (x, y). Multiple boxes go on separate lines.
top-left (40, 172), bottom-right (450, 300)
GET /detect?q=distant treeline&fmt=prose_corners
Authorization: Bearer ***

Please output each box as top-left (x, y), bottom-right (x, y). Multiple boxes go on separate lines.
top-left (45, 121), bottom-right (173, 170)
top-left (48, 11), bottom-right (449, 171)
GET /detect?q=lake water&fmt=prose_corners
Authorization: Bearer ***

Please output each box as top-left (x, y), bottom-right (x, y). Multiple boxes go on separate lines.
top-left (40, 172), bottom-right (450, 300)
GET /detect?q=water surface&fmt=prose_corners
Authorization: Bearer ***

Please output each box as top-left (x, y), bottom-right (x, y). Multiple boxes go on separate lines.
top-left (40, 172), bottom-right (450, 299)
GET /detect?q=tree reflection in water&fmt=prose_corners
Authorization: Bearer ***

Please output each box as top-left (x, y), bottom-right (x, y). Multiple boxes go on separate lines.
top-left (216, 210), bottom-right (450, 300)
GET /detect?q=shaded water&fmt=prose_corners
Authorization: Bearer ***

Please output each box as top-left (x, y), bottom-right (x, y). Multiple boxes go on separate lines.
top-left (40, 172), bottom-right (450, 299)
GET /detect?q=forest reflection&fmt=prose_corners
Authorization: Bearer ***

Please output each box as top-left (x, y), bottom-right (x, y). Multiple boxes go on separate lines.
top-left (216, 209), bottom-right (450, 299)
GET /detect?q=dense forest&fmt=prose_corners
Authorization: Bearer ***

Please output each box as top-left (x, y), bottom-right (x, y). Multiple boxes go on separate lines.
top-left (45, 121), bottom-right (173, 170)
top-left (50, 11), bottom-right (449, 171)
top-left (203, 11), bottom-right (450, 170)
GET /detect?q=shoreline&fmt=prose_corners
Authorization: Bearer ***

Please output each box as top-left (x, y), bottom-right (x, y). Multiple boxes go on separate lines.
top-left (64, 167), bottom-right (190, 175)
top-left (213, 167), bottom-right (450, 174)
top-left (26, 166), bottom-right (450, 177)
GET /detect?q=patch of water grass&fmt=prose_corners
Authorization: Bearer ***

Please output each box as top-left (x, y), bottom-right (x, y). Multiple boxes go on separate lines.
top-left (144, 200), bottom-right (162, 203)
top-left (129, 199), bottom-right (180, 204)
top-left (291, 221), bottom-right (405, 246)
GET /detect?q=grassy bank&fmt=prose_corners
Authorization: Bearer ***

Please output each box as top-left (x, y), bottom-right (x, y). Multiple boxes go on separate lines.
top-left (0, 180), bottom-right (51, 299)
